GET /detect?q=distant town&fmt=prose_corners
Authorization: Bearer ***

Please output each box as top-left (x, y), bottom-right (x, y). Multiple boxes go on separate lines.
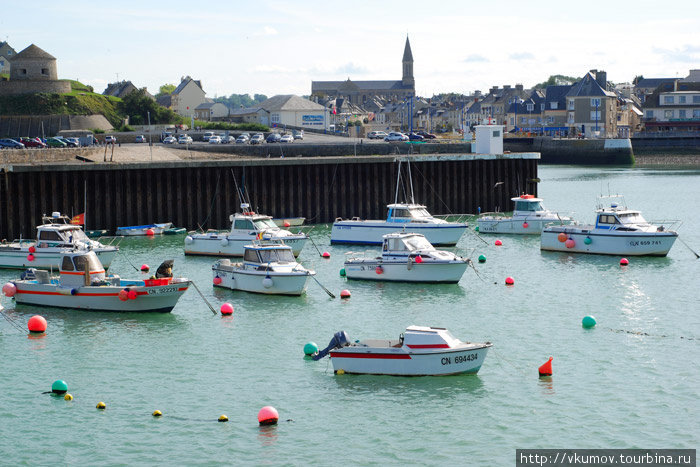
top-left (0, 37), bottom-right (698, 140)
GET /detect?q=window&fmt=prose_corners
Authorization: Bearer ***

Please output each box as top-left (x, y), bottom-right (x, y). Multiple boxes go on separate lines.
top-left (679, 96), bottom-right (686, 104)
top-left (664, 110), bottom-right (673, 119)
top-left (663, 96), bottom-right (674, 104)
top-left (521, 117), bottom-right (527, 124)
top-left (39, 230), bottom-right (63, 241)
top-left (243, 249), bottom-right (259, 262)
top-left (646, 110), bottom-right (654, 118)
top-left (509, 117), bottom-right (514, 125)
top-left (540, 103), bottom-right (545, 111)
top-left (590, 98), bottom-right (601, 107)
top-left (493, 130), bottom-right (500, 137)
top-left (693, 96), bottom-right (700, 104)
top-left (679, 109), bottom-right (686, 119)
top-left (694, 109), bottom-right (700, 118)
top-left (21, 68), bottom-right (27, 75)
top-left (0, 60), bottom-right (4, 66)
top-left (392, 208), bottom-right (410, 218)
top-left (590, 111), bottom-right (601, 120)
top-left (547, 116), bottom-right (554, 123)
top-left (61, 256), bottom-right (74, 271)
top-left (233, 219), bottom-right (254, 230)
top-left (526, 103), bottom-right (534, 112)
top-left (41, 68), bottom-right (48, 75)
top-left (550, 102), bottom-right (558, 110)
top-left (270, 113), bottom-right (280, 123)
top-left (567, 113), bottom-right (574, 124)
top-left (568, 99), bottom-right (575, 110)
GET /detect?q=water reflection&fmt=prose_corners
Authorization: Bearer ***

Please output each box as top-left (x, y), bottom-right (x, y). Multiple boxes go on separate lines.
top-left (538, 376), bottom-right (555, 396)
top-left (332, 373), bottom-right (486, 401)
top-left (257, 424), bottom-right (278, 447)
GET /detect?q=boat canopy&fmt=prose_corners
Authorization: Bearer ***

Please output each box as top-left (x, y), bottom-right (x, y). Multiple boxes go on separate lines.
top-left (243, 245), bottom-right (295, 264)
top-left (231, 214), bottom-right (278, 231)
top-left (38, 225), bottom-right (89, 243)
top-left (382, 233), bottom-right (435, 253)
top-left (387, 204), bottom-right (435, 222)
top-left (512, 196), bottom-right (545, 212)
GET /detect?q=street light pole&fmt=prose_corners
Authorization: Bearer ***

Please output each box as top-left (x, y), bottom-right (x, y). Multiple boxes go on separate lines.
top-left (147, 111), bottom-right (152, 162)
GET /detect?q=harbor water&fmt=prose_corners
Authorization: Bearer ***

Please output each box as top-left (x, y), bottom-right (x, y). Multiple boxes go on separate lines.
top-left (1, 165), bottom-right (698, 465)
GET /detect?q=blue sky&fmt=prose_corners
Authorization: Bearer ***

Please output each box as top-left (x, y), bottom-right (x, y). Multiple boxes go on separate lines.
top-left (2, 0), bottom-right (699, 98)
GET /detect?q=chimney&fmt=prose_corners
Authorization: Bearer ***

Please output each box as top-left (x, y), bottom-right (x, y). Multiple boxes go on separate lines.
top-left (515, 84), bottom-right (524, 91)
top-left (490, 86), bottom-right (499, 94)
top-left (596, 70), bottom-right (607, 90)
top-left (503, 85), bottom-right (511, 91)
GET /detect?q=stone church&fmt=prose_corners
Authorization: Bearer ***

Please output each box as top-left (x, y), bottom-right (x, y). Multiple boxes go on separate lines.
top-left (311, 37), bottom-right (416, 105)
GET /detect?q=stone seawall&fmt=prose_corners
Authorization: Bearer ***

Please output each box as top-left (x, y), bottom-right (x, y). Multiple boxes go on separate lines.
top-left (631, 135), bottom-right (700, 154)
top-left (504, 137), bottom-right (634, 164)
top-left (0, 147), bottom-right (100, 164)
top-left (0, 80), bottom-right (71, 96)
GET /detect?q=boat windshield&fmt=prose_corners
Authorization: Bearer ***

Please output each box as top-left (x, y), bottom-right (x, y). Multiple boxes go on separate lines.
top-left (65, 228), bottom-right (89, 242)
top-left (258, 248), bottom-right (295, 263)
top-left (403, 235), bottom-right (434, 251)
top-left (72, 254), bottom-right (102, 272)
top-left (253, 218), bottom-right (278, 230)
top-left (617, 212), bottom-right (647, 224)
top-left (514, 201), bottom-right (544, 212)
top-left (409, 207), bottom-right (433, 219)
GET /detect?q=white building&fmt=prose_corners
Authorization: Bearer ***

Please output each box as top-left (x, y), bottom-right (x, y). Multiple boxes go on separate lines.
top-left (258, 95), bottom-right (329, 129)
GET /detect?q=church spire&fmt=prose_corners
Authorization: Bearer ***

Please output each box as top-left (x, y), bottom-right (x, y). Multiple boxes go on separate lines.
top-left (402, 36), bottom-right (414, 89)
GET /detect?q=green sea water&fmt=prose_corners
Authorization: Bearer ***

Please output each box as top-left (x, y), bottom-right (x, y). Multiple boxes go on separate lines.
top-left (0, 166), bottom-right (698, 465)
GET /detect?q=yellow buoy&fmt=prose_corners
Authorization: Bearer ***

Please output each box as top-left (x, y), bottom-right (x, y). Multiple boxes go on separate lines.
top-left (218, 414), bottom-right (228, 422)
top-left (152, 410), bottom-right (162, 417)
top-left (96, 401), bottom-right (106, 410)
top-left (64, 393), bottom-right (73, 401)
top-left (336, 369), bottom-right (345, 375)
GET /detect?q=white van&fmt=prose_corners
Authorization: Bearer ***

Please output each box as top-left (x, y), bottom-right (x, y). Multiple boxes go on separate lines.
top-left (203, 131), bottom-right (216, 142)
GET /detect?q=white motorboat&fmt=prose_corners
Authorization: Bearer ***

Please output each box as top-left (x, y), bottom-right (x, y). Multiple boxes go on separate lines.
top-left (541, 195), bottom-right (678, 256)
top-left (185, 204), bottom-right (307, 257)
top-left (312, 326), bottom-right (492, 376)
top-left (477, 194), bottom-right (573, 234)
top-left (116, 222), bottom-right (173, 236)
top-left (5, 251), bottom-right (190, 312)
top-left (0, 212), bottom-right (119, 270)
top-left (272, 217), bottom-right (305, 227)
top-left (331, 159), bottom-right (467, 246)
top-left (212, 242), bottom-right (314, 295)
top-left (344, 232), bottom-right (468, 283)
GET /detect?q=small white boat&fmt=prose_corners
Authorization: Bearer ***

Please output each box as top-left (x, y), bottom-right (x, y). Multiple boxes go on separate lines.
top-left (116, 222), bottom-right (173, 236)
top-left (344, 232), bottom-right (468, 283)
top-left (272, 217), bottom-right (305, 227)
top-left (541, 195), bottom-right (678, 256)
top-left (477, 194), bottom-right (573, 234)
top-left (212, 242), bottom-right (314, 295)
top-left (0, 212), bottom-right (119, 270)
top-left (185, 204), bottom-right (307, 257)
top-left (312, 326), bottom-right (492, 376)
top-left (6, 251), bottom-right (190, 312)
top-left (331, 159), bottom-right (467, 246)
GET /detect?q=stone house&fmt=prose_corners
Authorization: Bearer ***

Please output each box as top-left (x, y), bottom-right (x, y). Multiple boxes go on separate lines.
top-left (0, 41), bottom-right (16, 74)
top-left (194, 101), bottom-right (230, 121)
top-left (542, 85), bottom-right (572, 134)
top-left (102, 80), bottom-right (152, 99)
top-left (169, 76), bottom-right (207, 118)
top-left (0, 44), bottom-right (70, 96)
top-left (641, 81), bottom-right (700, 133)
top-left (566, 70), bottom-right (617, 137)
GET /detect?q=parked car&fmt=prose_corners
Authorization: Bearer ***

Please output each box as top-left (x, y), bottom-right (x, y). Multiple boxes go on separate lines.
top-left (408, 133), bottom-right (424, 141)
top-left (266, 133), bottom-right (281, 143)
top-left (19, 137), bottom-right (47, 148)
top-left (208, 135), bottom-right (222, 144)
top-left (163, 136), bottom-right (177, 144)
top-left (292, 130), bottom-right (303, 140)
top-left (367, 131), bottom-right (389, 139)
top-left (65, 137), bottom-right (82, 146)
top-left (202, 131), bottom-right (216, 142)
top-left (104, 135), bottom-right (117, 144)
top-left (221, 135), bottom-right (236, 144)
top-left (384, 132), bottom-right (409, 142)
top-left (135, 135), bottom-right (147, 143)
top-left (45, 137), bottom-right (67, 148)
top-left (0, 138), bottom-right (25, 149)
top-left (235, 135), bottom-right (249, 144)
top-left (178, 135), bottom-right (193, 144)
top-left (250, 134), bottom-right (264, 145)
top-left (54, 136), bottom-right (79, 147)
top-left (240, 132), bottom-right (251, 139)
top-left (280, 134), bottom-right (294, 143)
top-left (415, 131), bottom-right (436, 139)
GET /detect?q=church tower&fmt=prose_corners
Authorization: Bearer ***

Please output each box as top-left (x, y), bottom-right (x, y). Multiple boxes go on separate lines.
top-left (402, 36), bottom-right (415, 89)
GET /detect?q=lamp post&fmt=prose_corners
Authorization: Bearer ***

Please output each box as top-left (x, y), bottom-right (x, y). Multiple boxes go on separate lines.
top-left (147, 111), bottom-right (152, 162)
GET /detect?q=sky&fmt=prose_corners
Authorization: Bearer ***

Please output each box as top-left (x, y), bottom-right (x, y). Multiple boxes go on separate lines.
top-left (2, 0), bottom-right (699, 99)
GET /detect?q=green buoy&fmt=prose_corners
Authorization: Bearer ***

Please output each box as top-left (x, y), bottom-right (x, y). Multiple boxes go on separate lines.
top-left (584, 237), bottom-right (592, 245)
top-left (478, 255), bottom-right (486, 263)
top-left (475, 226), bottom-right (479, 232)
top-left (582, 315), bottom-right (597, 329)
top-left (339, 268), bottom-right (346, 277)
top-left (51, 380), bottom-right (68, 395)
top-left (303, 342), bottom-right (319, 357)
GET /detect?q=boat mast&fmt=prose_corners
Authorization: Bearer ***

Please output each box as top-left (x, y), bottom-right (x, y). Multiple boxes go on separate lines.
top-left (407, 158), bottom-right (415, 205)
top-left (84, 179), bottom-right (87, 231)
top-left (394, 159), bottom-right (402, 205)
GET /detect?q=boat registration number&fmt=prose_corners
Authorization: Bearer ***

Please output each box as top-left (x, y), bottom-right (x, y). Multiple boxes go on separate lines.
top-left (629, 240), bottom-right (662, 246)
top-left (147, 287), bottom-right (178, 294)
top-left (442, 353), bottom-right (478, 365)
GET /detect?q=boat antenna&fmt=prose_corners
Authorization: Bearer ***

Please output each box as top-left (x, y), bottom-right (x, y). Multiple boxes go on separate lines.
top-left (407, 158), bottom-right (415, 204)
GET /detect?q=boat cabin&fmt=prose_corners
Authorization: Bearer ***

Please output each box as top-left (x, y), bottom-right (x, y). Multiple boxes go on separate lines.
top-left (229, 204), bottom-right (281, 233)
top-left (402, 325), bottom-right (462, 349)
top-left (242, 244), bottom-right (296, 265)
top-left (386, 204), bottom-right (437, 223)
top-left (595, 209), bottom-right (647, 230)
top-left (37, 224), bottom-right (91, 247)
top-left (59, 251), bottom-right (106, 286)
top-left (512, 195), bottom-right (545, 213)
top-left (382, 233), bottom-right (435, 254)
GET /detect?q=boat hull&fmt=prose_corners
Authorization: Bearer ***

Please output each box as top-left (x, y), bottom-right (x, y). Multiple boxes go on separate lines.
top-left (330, 345), bottom-right (490, 376)
top-left (541, 227), bottom-right (678, 256)
top-left (344, 260), bottom-right (467, 283)
top-left (213, 267), bottom-right (311, 295)
top-left (12, 280), bottom-right (189, 312)
top-left (185, 235), bottom-right (306, 257)
top-left (0, 247), bottom-right (117, 270)
top-left (478, 216), bottom-right (569, 235)
top-left (116, 223), bottom-right (172, 236)
top-left (331, 222), bottom-right (466, 246)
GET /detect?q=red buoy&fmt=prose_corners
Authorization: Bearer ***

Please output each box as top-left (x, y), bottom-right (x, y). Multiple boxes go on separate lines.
top-left (140, 264), bottom-right (149, 272)
top-left (213, 276), bottom-right (222, 285)
top-left (28, 245), bottom-right (36, 253)
top-left (27, 254), bottom-right (35, 262)
top-left (340, 289), bottom-right (351, 299)
top-left (3, 282), bottom-right (17, 297)
top-left (146, 228), bottom-right (155, 236)
top-left (127, 289), bottom-right (137, 300)
top-left (375, 266), bottom-right (383, 274)
top-left (283, 222), bottom-right (291, 228)
top-left (118, 289), bottom-right (129, 301)
top-left (557, 233), bottom-right (567, 243)
top-left (27, 315), bottom-right (47, 333)
top-left (258, 406), bottom-right (279, 426)
top-left (565, 238), bottom-right (575, 249)
top-left (505, 276), bottom-right (515, 285)
top-left (522, 222), bottom-right (529, 229)
top-left (322, 252), bottom-right (331, 258)
top-left (220, 303), bottom-right (234, 315)
top-left (414, 255), bottom-right (423, 264)
top-left (495, 240), bottom-right (502, 246)
top-left (539, 356), bottom-right (553, 376)
top-left (620, 258), bottom-right (629, 266)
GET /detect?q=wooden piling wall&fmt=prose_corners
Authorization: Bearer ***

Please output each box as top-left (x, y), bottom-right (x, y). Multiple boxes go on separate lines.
top-left (0, 154), bottom-right (539, 239)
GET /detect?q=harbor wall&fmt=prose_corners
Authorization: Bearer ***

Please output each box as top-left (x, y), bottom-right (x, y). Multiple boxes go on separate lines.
top-left (631, 135), bottom-right (700, 154)
top-left (504, 137), bottom-right (635, 164)
top-left (0, 154), bottom-right (538, 239)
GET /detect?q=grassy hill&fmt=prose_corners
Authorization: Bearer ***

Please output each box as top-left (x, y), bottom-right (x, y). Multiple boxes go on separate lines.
top-left (0, 80), bottom-right (122, 127)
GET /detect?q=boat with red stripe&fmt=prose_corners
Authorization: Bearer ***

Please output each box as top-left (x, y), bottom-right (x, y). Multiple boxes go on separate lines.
top-left (3, 251), bottom-right (189, 313)
top-left (313, 325), bottom-right (491, 376)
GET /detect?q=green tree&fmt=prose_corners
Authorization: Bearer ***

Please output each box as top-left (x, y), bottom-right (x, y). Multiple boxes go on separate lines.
top-left (156, 83), bottom-right (176, 97)
top-left (633, 75), bottom-right (644, 85)
top-left (533, 75), bottom-right (579, 89)
top-left (117, 88), bottom-right (180, 125)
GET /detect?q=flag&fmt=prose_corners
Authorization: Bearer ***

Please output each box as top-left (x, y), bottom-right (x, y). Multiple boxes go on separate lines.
top-left (70, 213), bottom-right (84, 225)
top-left (256, 232), bottom-right (263, 240)
top-left (332, 106), bottom-right (337, 115)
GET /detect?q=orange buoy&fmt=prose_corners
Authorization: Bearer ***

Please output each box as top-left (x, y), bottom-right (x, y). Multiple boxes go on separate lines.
top-left (340, 289), bottom-right (351, 299)
top-left (557, 233), bottom-right (567, 243)
top-left (539, 356), bottom-right (553, 376)
top-left (620, 258), bottom-right (629, 266)
top-left (258, 406), bottom-right (279, 426)
top-left (495, 240), bottom-right (502, 246)
top-left (27, 315), bottom-right (47, 333)
top-left (118, 289), bottom-right (129, 301)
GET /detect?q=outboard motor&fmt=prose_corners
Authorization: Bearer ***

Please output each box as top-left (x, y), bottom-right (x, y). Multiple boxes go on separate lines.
top-left (312, 331), bottom-right (351, 361)
top-left (156, 260), bottom-right (174, 278)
